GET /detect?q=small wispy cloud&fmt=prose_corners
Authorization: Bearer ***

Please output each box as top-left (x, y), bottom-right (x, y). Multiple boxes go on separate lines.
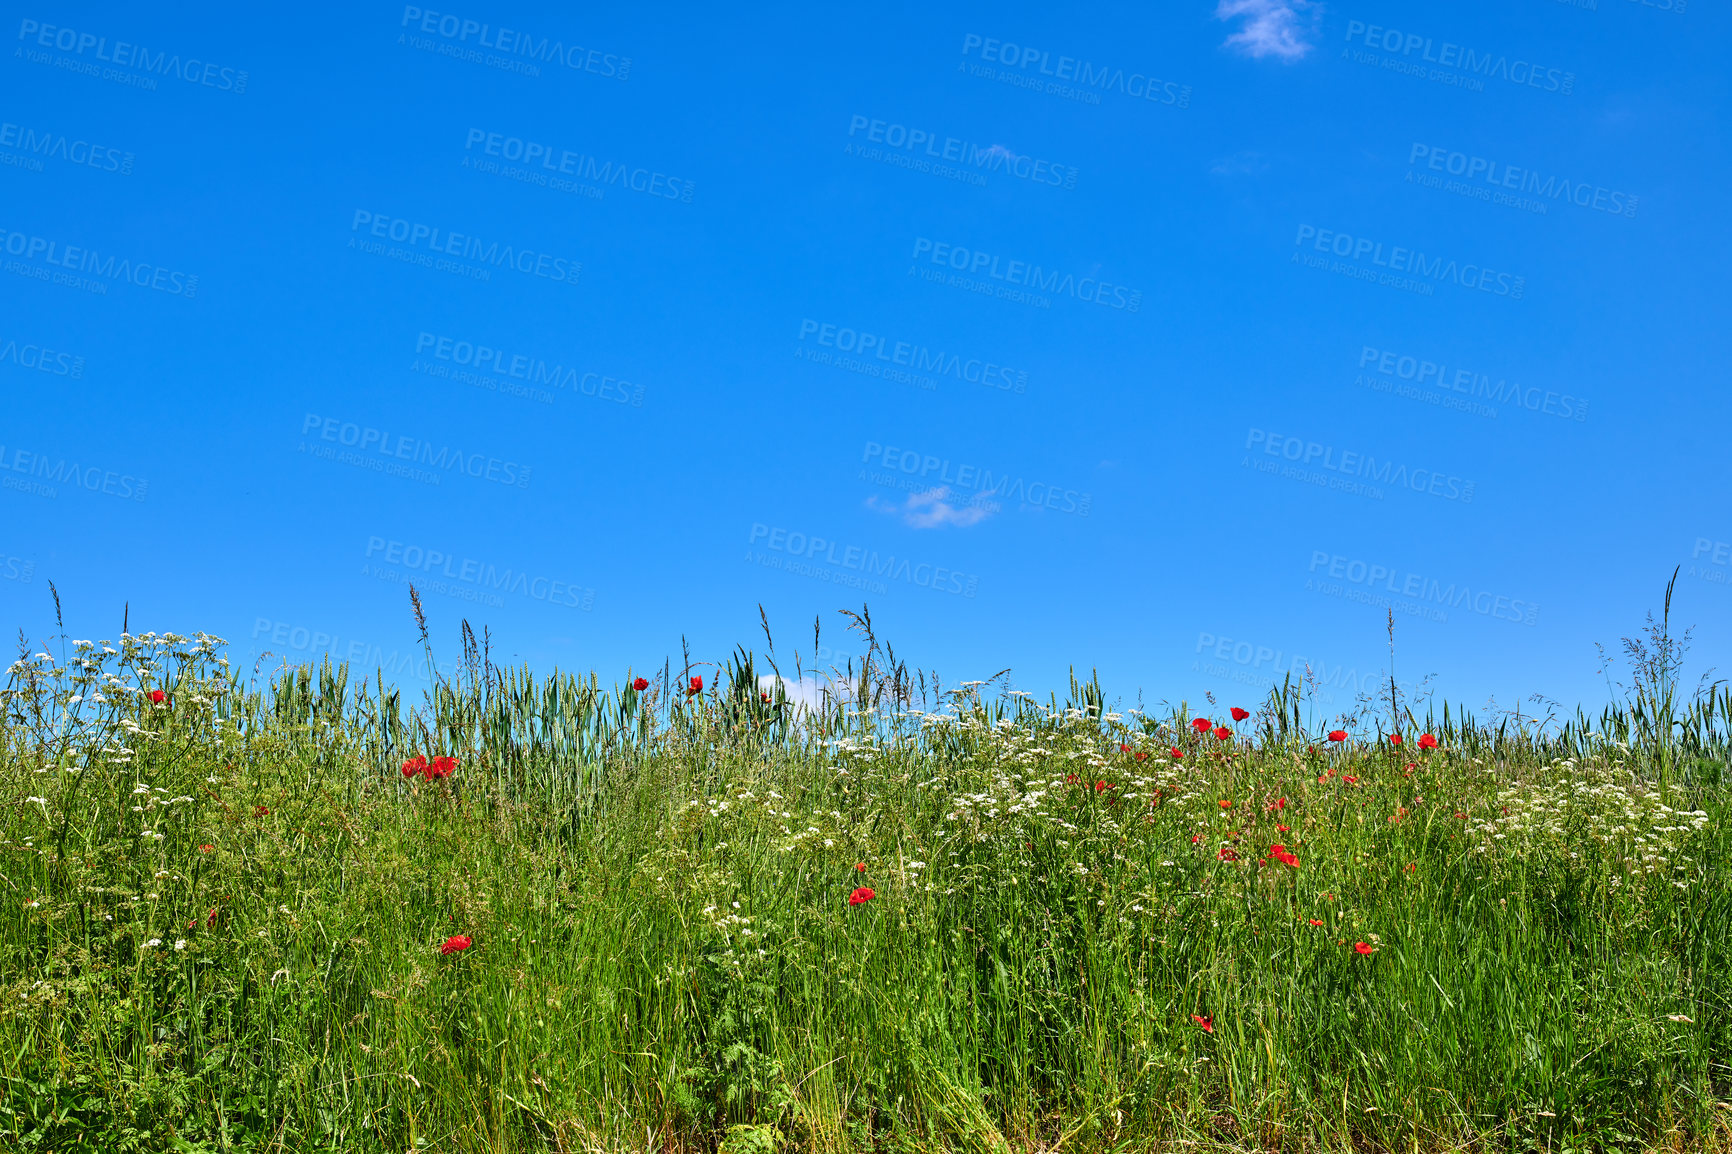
top-left (758, 673), bottom-right (844, 713)
top-left (1209, 150), bottom-right (1270, 177)
top-left (867, 487), bottom-right (994, 529)
top-left (1215, 0), bottom-right (1319, 61)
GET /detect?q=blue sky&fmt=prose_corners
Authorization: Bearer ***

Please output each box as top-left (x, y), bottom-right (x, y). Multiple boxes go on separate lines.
top-left (1, 0), bottom-right (1727, 719)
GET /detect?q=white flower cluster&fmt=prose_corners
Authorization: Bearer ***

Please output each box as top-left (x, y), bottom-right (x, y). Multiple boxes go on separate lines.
top-left (1472, 757), bottom-right (1710, 880)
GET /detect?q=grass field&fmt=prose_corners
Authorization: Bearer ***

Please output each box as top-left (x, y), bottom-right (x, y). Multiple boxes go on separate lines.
top-left (2, 601), bottom-right (1729, 1153)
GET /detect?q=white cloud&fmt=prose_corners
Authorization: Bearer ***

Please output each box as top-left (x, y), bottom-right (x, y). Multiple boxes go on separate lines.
top-left (1209, 150), bottom-right (1270, 177)
top-left (1216, 0), bottom-right (1319, 61)
top-left (866, 486), bottom-right (994, 530)
top-left (758, 673), bottom-right (848, 713)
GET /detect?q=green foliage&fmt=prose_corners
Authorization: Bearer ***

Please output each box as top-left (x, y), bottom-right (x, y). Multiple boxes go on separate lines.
top-left (0, 628), bottom-right (1728, 1152)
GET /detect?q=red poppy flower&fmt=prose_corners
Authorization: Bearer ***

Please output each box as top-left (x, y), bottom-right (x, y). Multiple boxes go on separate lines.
top-left (1268, 847), bottom-right (1299, 868)
top-left (427, 755), bottom-right (458, 780)
top-left (1191, 717), bottom-right (1211, 733)
top-left (1211, 726), bottom-right (1230, 741)
top-left (761, 692), bottom-right (770, 703)
top-left (1230, 707), bottom-right (1250, 722)
top-left (632, 677), bottom-right (649, 691)
top-left (1065, 773), bottom-right (1079, 784)
top-left (1308, 918), bottom-right (1323, 926)
top-left (1276, 824), bottom-right (1289, 832)
top-left (149, 689), bottom-right (166, 704)
top-left (198, 844), bottom-right (214, 853)
top-left (1170, 748), bottom-right (1183, 759)
top-left (402, 756), bottom-right (427, 778)
top-left (1094, 780), bottom-right (1107, 793)
top-left (1217, 846), bottom-right (1239, 861)
top-left (1417, 733), bottom-right (1438, 750)
top-left (1191, 834), bottom-right (1201, 843)
top-left (687, 676), bottom-right (703, 696)
top-left (1218, 799), bottom-right (1232, 809)
top-left (1454, 812), bottom-right (1468, 820)
top-left (253, 806), bottom-right (269, 817)
top-left (854, 862), bottom-right (867, 872)
top-left (440, 934), bottom-right (472, 955)
top-left (1327, 730), bottom-right (1347, 742)
top-left (1119, 743), bottom-right (1132, 753)
top-left (1354, 941), bottom-right (1374, 955)
top-left (1388, 733), bottom-right (1403, 746)
top-left (848, 887), bottom-right (876, 906)
top-left (1191, 1014), bottom-right (1213, 1033)
top-left (1135, 750), bottom-right (1148, 761)
top-left (1343, 775), bottom-right (1358, 785)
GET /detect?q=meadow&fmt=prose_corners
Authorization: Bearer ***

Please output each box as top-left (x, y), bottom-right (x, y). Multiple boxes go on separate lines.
top-left (1, 601), bottom-right (1728, 1153)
